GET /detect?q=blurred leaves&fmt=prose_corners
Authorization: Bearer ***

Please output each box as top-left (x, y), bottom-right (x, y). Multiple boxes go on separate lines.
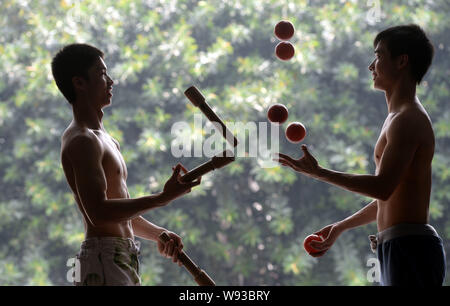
top-left (0, 0), bottom-right (449, 286)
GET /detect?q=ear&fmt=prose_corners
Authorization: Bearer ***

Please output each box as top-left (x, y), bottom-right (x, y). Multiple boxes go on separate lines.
top-left (397, 54), bottom-right (409, 69)
top-left (72, 76), bottom-right (86, 92)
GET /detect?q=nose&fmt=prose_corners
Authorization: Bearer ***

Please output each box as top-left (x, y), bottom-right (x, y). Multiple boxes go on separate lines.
top-left (368, 59), bottom-right (375, 71)
top-left (107, 75), bottom-right (114, 86)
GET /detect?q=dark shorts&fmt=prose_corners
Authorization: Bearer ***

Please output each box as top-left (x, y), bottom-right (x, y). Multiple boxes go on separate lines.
top-left (376, 224), bottom-right (446, 286)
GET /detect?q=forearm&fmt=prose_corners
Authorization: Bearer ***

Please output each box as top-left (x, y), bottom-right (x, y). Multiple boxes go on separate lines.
top-left (315, 167), bottom-right (387, 200)
top-left (96, 193), bottom-right (170, 224)
top-left (337, 200), bottom-right (378, 232)
top-left (132, 216), bottom-right (166, 241)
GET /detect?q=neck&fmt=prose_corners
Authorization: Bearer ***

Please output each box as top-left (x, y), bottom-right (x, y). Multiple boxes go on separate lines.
top-left (72, 99), bottom-right (104, 130)
top-left (384, 76), bottom-right (417, 113)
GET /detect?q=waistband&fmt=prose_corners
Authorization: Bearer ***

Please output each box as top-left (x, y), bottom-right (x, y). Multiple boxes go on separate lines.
top-left (377, 223), bottom-right (439, 245)
top-left (369, 223), bottom-right (439, 253)
top-left (81, 237), bottom-right (140, 252)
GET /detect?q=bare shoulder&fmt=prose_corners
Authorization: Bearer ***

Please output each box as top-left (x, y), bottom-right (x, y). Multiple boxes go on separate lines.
top-left (388, 106), bottom-right (434, 142)
top-left (109, 135), bottom-right (120, 151)
top-left (61, 126), bottom-right (103, 162)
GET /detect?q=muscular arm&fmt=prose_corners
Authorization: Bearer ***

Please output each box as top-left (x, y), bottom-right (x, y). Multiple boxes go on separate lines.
top-left (125, 190), bottom-right (166, 241)
top-left (67, 134), bottom-right (170, 226)
top-left (337, 200), bottom-right (377, 231)
top-left (132, 216), bottom-right (166, 241)
top-left (315, 114), bottom-right (419, 201)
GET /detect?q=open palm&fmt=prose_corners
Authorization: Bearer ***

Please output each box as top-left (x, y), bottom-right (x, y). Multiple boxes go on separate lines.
top-left (275, 145), bottom-right (320, 177)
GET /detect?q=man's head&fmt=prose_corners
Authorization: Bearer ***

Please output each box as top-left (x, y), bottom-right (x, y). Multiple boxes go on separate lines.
top-left (51, 43), bottom-right (113, 106)
top-left (369, 24), bottom-right (434, 90)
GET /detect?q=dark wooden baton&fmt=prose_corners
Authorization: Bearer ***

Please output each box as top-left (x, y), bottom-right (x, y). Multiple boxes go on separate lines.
top-left (184, 86), bottom-right (238, 148)
top-left (180, 150), bottom-right (234, 183)
top-left (158, 231), bottom-right (216, 286)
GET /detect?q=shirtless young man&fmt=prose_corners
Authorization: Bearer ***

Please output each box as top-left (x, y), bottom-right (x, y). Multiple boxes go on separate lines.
top-left (276, 25), bottom-right (446, 286)
top-left (52, 44), bottom-right (201, 286)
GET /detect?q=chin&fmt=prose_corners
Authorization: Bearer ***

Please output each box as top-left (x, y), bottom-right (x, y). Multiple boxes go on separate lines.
top-left (373, 80), bottom-right (386, 91)
top-left (101, 100), bottom-right (111, 109)
top-left (373, 86), bottom-right (386, 93)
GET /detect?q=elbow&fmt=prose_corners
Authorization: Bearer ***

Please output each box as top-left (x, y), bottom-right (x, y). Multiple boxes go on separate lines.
top-left (372, 175), bottom-right (395, 201)
top-left (86, 211), bottom-right (102, 227)
top-left (89, 219), bottom-right (100, 227)
top-left (88, 212), bottom-right (112, 227)
top-left (84, 199), bottom-right (106, 227)
top-left (377, 181), bottom-right (395, 201)
top-left (377, 191), bottom-right (391, 202)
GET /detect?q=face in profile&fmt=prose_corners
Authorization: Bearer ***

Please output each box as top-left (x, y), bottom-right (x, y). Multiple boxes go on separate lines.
top-left (76, 57), bottom-right (114, 108)
top-left (368, 41), bottom-right (400, 92)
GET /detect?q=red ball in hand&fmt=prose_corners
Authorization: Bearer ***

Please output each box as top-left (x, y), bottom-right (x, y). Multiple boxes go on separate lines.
top-left (275, 42), bottom-right (295, 61)
top-left (303, 234), bottom-right (323, 255)
top-left (274, 20), bottom-right (295, 40)
top-left (267, 103), bottom-right (289, 124)
top-left (285, 122), bottom-right (306, 143)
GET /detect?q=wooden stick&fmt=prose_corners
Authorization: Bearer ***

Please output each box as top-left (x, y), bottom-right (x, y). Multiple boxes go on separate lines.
top-left (158, 231), bottom-right (216, 286)
top-left (184, 86), bottom-right (239, 148)
top-left (180, 149), bottom-right (234, 183)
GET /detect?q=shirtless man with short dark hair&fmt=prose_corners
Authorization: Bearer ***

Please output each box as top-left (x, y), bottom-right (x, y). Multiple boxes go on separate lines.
top-left (276, 24), bottom-right (446, 286)
top-left (52, 43), bottom-right (200, 286)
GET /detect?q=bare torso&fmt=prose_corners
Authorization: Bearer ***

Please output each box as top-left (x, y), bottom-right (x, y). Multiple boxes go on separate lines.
top-left (374, 101), bottom-right (434, 232)
top-left (61, 121), bottom-right (133, 238)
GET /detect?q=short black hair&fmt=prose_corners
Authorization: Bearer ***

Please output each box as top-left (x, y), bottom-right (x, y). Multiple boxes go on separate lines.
top-left (51, 43), bottom-right (104, 104)
top-left (374, 24), bottom-right (434, 84)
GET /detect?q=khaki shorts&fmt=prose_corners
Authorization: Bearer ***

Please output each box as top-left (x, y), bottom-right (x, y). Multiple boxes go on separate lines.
top-left (74, 237), bottom-right (141, 286)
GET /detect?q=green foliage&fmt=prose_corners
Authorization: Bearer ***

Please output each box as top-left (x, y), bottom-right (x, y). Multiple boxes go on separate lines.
top-left (0, 0), bottom-right (449, 286)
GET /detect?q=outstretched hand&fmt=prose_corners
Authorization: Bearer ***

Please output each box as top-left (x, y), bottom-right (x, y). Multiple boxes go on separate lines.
top-left (161, 163), bottom-right (201, 204)
top-left (274, 145), bottom-right (321, 178)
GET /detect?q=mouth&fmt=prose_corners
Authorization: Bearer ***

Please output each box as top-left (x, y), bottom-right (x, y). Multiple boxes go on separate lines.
top-left (372, 74), bottom-right (377, 80)
top-left (107, 88), bottom-right (113, 97)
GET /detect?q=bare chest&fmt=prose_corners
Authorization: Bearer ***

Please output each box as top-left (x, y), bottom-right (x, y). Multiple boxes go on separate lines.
top-left (373, 115), bottom-right (395, 171)
top-left (96, 132), bottom-right (127, 180)
top-left (374, 131), bottom-right (387, 171)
